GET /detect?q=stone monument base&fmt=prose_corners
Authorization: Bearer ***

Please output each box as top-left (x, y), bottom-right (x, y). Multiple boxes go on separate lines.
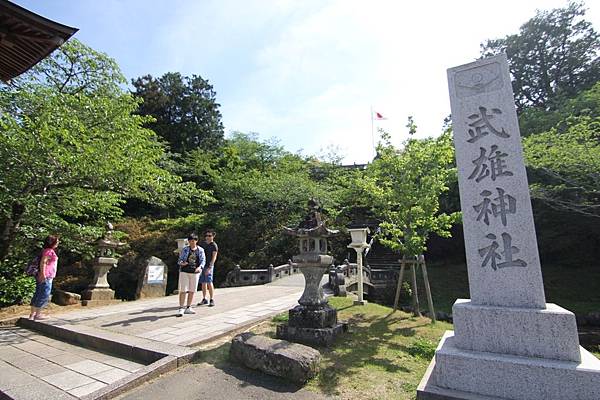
top-left (452, 300), bottom-right (581, 361)
top-left (276, 322), bottom-right (347, 347)
top-left (417, 332), bottom-right (600, 400)
top-left (81, 288), bottom-right (117, 306)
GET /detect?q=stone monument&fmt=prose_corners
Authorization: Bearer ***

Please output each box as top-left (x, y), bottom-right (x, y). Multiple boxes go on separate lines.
top-left (135, 256), bottom-right (168, 299)
top-left (276, 199), bottom-right (347, 347)
top-left (417, 54), bottom-right (600, 399)
top-left (81, 223), bottom-right (124, 306)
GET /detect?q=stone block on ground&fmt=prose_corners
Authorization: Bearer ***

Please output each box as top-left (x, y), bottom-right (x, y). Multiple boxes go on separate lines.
top-left (229, 332), bottom-right (320, 383)
top-left (81, 288), bottom-right (115, 301)
top-left (52, 289), bottom-right (81, 306)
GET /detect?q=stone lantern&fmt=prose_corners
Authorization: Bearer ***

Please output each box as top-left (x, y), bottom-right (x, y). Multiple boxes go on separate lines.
top-left (174, 238), bottom-right (187, 255)
top-left (276, 199), bottom-right (347, 347)
top-left (347, 227), bottom-right (370, 305)
top-left (81, 223), bottom-right (124, 306)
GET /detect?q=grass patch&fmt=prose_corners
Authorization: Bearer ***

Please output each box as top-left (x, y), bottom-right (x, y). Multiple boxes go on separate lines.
top-left (407, 338), bottom-right (437, 359)
top-left (263, 297), bottom-right (451, 400)
top-left (424, 261), bottom-right (600, 315)
top-left (271, 312), bottom-right (289, 323)
top-left (198, 296), bottom-right (599, 399)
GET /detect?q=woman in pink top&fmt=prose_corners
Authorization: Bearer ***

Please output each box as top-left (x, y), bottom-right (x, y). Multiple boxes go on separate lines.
top-left (29, 235), bottom-right (59, 320)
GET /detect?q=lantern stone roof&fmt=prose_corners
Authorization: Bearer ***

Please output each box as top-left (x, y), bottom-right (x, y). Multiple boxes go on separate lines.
top-left (0, 0), bottom-right (78, 82)
top-left (284, 199), bottom-right (339, 238)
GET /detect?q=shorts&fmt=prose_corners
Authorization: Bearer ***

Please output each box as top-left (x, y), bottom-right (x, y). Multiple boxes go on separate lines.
top-left (178, 271), bottom-right (200, 293)
top-left (31, 278), bottom-right (53, 308)
top-left (199, 268), bottom-right (213, 284)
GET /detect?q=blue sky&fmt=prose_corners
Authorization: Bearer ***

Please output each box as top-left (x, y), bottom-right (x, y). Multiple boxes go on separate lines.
top-left (14, 0), bottom-right (600, 163)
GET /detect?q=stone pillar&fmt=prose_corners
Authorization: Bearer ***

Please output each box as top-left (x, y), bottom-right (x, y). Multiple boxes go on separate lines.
top-left (417, 54), bottom-right (600, 400)
top-left (267, 264), bottom-right (274, 283)
top-left (297, 264), bottom-right (328, 307)
top-left (349, 245), bottom-right (368, 305)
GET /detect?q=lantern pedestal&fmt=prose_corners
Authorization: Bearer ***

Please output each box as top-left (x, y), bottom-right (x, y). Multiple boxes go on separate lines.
top-left (276, 318), bottom-right (347, 348)
top-left (82, 257), bottom-right (118, 306)
top-left (277, 261), bottom-right (347, 347)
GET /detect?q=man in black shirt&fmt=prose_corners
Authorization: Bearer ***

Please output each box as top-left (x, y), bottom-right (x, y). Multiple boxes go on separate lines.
top-left (198, 229), bottom-right (218, 307)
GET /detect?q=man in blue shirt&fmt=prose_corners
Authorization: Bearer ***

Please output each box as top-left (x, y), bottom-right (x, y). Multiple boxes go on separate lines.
top-left (176, 233), bottom-right (205, 317)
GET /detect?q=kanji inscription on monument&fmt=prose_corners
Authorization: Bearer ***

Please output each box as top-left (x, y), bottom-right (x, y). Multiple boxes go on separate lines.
top-left (447, 53), bottom-right (545, 308)
top-left (416, 52), bottom-right (600, 400)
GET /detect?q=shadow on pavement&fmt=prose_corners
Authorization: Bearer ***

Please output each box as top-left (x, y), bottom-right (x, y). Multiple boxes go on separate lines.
top-left (101, 307), bottom-right (179, 327)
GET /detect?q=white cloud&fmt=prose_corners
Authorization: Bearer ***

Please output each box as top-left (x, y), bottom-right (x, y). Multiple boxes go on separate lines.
top-left (219, 0), bottom-right (593, 163)
top-left (49, 0), bottom-right (594, 164)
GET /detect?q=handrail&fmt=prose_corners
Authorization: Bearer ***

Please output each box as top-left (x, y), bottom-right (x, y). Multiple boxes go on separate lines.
top-left (222, 260), bottom-right (301, 287)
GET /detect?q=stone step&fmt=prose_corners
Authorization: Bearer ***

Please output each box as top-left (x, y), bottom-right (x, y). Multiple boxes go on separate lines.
top-left (0, 326), bottom-right (150, 399)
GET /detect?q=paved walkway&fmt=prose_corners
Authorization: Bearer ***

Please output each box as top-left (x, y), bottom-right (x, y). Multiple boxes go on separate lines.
top-left (49, 281), bottom-right (303, 347)
top-left (0, 275), bottom-right (308, 399)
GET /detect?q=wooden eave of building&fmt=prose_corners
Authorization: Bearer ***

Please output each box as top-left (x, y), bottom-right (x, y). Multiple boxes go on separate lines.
top-left (0, 0), bottom-right (78, 82)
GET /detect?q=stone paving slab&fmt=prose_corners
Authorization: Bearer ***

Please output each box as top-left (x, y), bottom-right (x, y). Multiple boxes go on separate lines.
top-left (0, 327), bottom-right (145, 399)
top-left (1, 275), bottom-right (309, 399)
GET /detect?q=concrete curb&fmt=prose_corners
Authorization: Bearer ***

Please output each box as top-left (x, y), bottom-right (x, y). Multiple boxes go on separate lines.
top-left (81, 356), bottom-right (178, 400)
top-left (12, 307), bottom-right (290, 400)
top-left (18, 318), bottom-right (197, 365)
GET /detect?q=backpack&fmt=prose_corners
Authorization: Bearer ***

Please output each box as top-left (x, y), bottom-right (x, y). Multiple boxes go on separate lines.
top-left (24, 254), bottom-right (41, 276)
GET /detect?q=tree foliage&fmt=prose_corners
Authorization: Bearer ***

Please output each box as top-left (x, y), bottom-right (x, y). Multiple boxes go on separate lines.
top-left (362, 128), bottom-right (460, 257)
top-left (188, 132), bottom-right (335, 268)
top-left (0, 39), bottom-right (199, 267)
top-left (520, 80), bottom-right (600, 136)
top-left (524, 115), bottom-right (600, 218)
top-left (481, 2), bottom-right (600, 113)
top-left (132, 72), bottom-right (224, 154)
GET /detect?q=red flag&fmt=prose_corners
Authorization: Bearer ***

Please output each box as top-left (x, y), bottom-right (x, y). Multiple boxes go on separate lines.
top-left (374, 112), bottom-right (387, 120)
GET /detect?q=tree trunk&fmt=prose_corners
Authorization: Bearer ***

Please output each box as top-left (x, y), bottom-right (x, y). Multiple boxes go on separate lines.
top-left (0, 202), bottom-right (26, 260)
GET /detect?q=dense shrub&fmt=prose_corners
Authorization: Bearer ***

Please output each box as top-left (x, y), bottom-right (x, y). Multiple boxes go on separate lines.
top-left (0, 256), bottom-right (35, 307)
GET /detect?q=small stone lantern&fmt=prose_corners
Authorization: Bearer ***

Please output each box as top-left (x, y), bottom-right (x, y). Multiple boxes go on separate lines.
top-left (276, 199), bottom-right (347, 347)
top-left (81, 223), bottom-right (124, 305)
top-left (347, 227), bottom-right (370, 305)
top-left (174, 238), bottom-right (187, 255)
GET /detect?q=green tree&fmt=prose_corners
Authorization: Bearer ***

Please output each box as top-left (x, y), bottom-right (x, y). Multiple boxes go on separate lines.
top-left (132, 72), bottom-right (224, 153)
top-left (0, 39), bottom-right (200, 263)
top-left (364, 127), bottom-right (460, 257)
top-left (520, 80), bottom-right (600, 136)
top-left (481, 2), bottom-right (600, 113)
top-left (524, 115), bottom-right (600, 218)
top-left (183, 132), bottom-right (334, 270)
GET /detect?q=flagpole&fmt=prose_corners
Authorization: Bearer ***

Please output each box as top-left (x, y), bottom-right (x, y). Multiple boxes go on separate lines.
top-left (370, 105), bottom-right (375, 160)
